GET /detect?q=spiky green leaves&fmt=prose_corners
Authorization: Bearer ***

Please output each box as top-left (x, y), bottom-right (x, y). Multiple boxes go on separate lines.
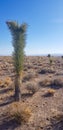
top-left (6, 21), bottom-right (27, 75)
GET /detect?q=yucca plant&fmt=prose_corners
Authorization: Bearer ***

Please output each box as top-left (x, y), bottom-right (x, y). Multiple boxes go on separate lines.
top-left (6, 21), bottom-right (27, 101)
top-left (47, 54), bottom-right (51, 58)
top-left (49, 58), bottom-right (53, 66)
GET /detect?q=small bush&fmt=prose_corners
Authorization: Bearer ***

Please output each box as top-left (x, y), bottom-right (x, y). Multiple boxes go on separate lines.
top-left (14, 108), bottom-right (31, 124)
top-left (52, 78), bottom-right (63, 87)
top-left (26, 83), bottom-right (39, 94)
top-left (23, 73), bottom-right (35, 82)
top-left (39, 78), bottom-right (52, 87)
top-left (8, 103), bottom-right (31, 125)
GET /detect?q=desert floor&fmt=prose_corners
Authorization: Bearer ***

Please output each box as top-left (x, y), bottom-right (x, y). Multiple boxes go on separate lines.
top-left (0, 56), bottom-right (63, 130)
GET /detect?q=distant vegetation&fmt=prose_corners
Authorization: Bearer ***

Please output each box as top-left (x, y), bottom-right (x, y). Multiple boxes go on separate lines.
top-left (47, 54), bottom-right (51, 58)
top-left (61, 55), bottom-right (63, 59)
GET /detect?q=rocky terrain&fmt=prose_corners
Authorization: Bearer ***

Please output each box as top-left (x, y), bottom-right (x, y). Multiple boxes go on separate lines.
top-left (0, 56), bottom-right (63, 130)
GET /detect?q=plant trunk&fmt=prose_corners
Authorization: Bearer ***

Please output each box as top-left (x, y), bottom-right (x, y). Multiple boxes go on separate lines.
top-left (14, 74), bottom-right (22, 101)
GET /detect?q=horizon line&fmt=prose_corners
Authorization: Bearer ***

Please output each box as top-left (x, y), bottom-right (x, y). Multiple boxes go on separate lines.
top-left (0, 53), bottom-right (63, 57)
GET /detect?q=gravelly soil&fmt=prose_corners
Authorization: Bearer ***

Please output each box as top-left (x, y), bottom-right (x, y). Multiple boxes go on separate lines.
top-left (0, 56), bottom-right (63, 130)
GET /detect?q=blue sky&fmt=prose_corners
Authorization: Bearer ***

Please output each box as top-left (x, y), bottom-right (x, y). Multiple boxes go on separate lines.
top-left (0, 0), bottom-right (63, 55)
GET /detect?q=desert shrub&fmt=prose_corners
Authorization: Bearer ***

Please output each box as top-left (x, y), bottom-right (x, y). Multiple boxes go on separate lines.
top-left (39, 78), bottom-right (63, 89)
top-left (39, 79), bottom-right (52, 87)
top-left (13, 108), bottom-right (31, 124)
top-left (26, 83), bottom-right (39, 94)
top-left (23, 73), bottom-right (35, 82)
top-left (8, 102), bottom-right (31, 125)
top-left (52, 78), bottom-right (63, 87)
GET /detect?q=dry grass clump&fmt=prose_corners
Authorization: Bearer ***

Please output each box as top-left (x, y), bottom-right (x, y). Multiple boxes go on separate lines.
top-left (4, 77), bottom-right (12, 86)
top-left (0, 77), bottom-right (12, 89)
top-left (23, 73), bottom-right (33, 82)
top-left (43, 88), bottom-right (55, 97)
top-left (26, 82), bottom-right (39, 94)
top-left (39, 78), bottom-right (63, 89)
top-left (0, 80), bottom-right (4, 86)
top-left (23, 73), bottom-right (36, 82)
top-left (8, 102), bottom-right (32, 125)
top-left (52, 78), bottom-right (63, 87)
top-left (39, 78), bottom-right (52, 87)
top-left (47, 88), bottom-right (55, 96)
top-left (0, 77), bottom-right (12, 87)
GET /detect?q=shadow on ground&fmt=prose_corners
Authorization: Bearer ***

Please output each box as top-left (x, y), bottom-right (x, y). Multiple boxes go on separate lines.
top-left (43, 93), bottom-right (54, 98)
top-left (22, 93), bottom-right (33, 99)
top-left (0, 116), bottom-right (19, 130)
top-left (44, 120), bottom-right (63, 130)
top-left (0, 95), bottom-right (14, 107)
top-left (48, 85), bottom-right (63, 90)
top-left (50, 116), bottom-right (63, 130)
top-left (0, 87), bottom-right (13, 94)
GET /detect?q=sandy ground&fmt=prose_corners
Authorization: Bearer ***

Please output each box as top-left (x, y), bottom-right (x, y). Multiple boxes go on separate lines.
top-left (0, 56), bottom-right (63, 130)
